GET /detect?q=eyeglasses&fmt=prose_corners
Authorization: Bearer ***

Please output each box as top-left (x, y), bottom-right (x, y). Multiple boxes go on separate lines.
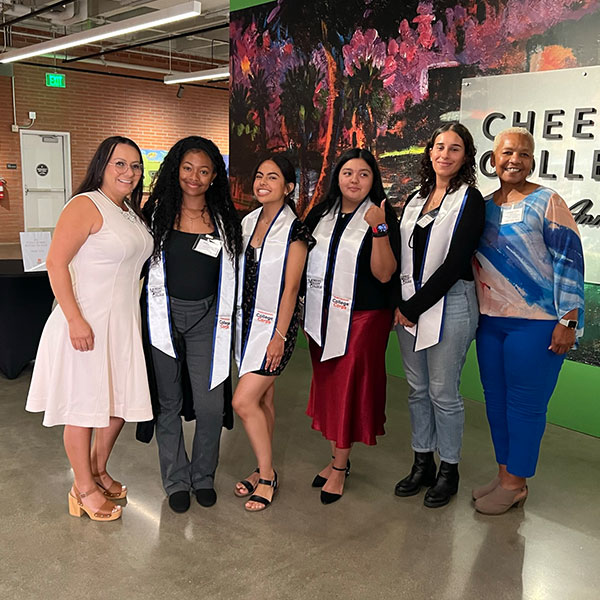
top-left (108, 160), bottom-right (143, 175)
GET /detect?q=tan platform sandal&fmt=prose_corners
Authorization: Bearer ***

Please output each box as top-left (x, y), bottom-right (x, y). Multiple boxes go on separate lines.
top-left (68, 487), bottom-right (122, 522)
top-left (92, 470), bottom-right (127, 499)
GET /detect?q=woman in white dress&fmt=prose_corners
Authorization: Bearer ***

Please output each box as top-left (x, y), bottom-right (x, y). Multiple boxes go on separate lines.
top-left (27, 136), bottom-right (153, 521)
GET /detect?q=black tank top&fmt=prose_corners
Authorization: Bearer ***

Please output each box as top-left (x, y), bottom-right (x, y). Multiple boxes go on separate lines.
top-left (164, 229), bottom-right (220, 300)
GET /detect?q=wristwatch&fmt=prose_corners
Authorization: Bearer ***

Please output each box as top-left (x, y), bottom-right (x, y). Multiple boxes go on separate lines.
top-left (559, 318), bottom-right (577, 329)
top-left (372, 223), bottom-right (389, 238)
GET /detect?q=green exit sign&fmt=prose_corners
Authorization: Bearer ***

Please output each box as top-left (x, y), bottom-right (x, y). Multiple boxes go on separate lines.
top-left (45, 73), bottom-right (65, 88)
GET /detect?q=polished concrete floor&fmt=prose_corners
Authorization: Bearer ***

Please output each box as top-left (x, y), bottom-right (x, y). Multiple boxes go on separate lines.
top-left (2, 348), bottom-right (599, 600)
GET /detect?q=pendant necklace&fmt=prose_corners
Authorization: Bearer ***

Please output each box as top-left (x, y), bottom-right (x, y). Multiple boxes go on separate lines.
top-left (97, 188), bottom-right (136, 222)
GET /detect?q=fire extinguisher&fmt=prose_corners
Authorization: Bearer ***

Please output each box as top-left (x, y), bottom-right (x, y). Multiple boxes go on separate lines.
top-left (0, 177), bottom-right (6, 201)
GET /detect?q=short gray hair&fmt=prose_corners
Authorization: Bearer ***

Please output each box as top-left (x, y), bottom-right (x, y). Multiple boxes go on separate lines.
top-left (493, 127), bottom-right (535, 153)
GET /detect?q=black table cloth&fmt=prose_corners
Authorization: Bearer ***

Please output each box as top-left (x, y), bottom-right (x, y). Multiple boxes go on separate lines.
top-left (0, 259), bottom-right (54, 379)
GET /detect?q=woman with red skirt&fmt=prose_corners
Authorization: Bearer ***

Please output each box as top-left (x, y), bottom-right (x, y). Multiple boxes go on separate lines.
top-left (303, 148), bottom-right (399, 504)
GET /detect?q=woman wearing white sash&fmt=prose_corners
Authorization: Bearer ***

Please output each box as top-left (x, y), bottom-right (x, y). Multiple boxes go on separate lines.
top-left (304, 149), bottom-right (399, 505)
top-left (393, 123), bottom-right (484, 508)
top-left (140, 137), bottom-right (242, 514)
top-left (232, 155), bottom-right (313, 512)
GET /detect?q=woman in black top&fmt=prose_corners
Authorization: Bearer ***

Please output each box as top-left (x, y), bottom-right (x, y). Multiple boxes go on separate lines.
top-left (140, 136), bottom-right (242, 513)
top-left (394, 123), bottom-right (484, 508)
top-left (304, 148), bottom-right (399, 504)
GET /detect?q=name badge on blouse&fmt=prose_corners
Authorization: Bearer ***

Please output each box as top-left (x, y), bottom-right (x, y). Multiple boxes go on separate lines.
top-left (193, 234), bottom-right (222, 257)
top-left (500, 204), bottom-right (524, 225)
top-left (417, 213), bottom-right (435, 228)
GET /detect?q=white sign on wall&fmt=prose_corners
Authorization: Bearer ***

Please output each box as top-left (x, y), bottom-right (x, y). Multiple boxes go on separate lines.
top-left (19, 231), bottom-right (51, 272)
top-left (460, 66), bottom-right (600, 283)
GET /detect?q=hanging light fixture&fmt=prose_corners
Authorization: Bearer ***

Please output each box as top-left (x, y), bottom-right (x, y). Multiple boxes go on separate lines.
top-left (164, 66), bottom-right (229, 84)
top-left (0, 1), bottom-right (202, 64)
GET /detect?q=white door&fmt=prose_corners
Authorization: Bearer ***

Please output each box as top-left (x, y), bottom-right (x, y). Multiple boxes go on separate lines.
top-left (21, 131), bottom-right (71, 231)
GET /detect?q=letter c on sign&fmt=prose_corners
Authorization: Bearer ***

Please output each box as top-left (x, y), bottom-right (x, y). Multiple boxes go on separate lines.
top-left (482, 112), bottom-right (506, 142)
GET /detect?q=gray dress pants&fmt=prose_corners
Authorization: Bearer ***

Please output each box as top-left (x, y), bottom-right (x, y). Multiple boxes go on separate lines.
top-left (151, 296), bottom-right (224, 494)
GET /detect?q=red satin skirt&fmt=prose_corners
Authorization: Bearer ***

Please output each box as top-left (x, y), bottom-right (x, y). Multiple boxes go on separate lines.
top-left (306, 309), bottom-right (392, 448)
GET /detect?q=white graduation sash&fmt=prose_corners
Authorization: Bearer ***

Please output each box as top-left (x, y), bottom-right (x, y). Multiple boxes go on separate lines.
top-left (400, 183), bottom-right (469, 351)
top-left (235, 203), bottom-right (296, 377)
top-left (304, 198), bottom-right (373, 361)
top-left (146, 219), bottom-right (236, 390)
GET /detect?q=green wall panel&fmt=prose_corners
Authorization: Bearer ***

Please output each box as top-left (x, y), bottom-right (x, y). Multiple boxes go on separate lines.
top-left (231, 0), bottom-right (272, 11)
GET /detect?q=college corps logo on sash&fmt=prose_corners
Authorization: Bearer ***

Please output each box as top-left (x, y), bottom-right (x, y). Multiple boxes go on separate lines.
top-left (235, 204), bottom-right (296, 377)
top-left (304, 198), bottom-right (373, 361)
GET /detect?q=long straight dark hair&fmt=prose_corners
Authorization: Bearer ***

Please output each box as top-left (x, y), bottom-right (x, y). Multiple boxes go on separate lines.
top-left (74, 136), bottom-right (144, 216)
top-left (251, 153), bottom-right (297, 215)
top-left (321, 147), bottom-right (387, 215)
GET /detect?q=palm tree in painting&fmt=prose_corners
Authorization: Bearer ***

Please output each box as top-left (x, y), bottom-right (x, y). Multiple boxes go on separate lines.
top-left (279, 63), bottom-right (323, 215)
top-left (230, 83), bottom-right (256, 140)
top-left (248, 68), bottom-right (272, 152)
top-left (266, 0), bottom-right (370, 205)
top-left (343, 63), bottom-right (392, 152)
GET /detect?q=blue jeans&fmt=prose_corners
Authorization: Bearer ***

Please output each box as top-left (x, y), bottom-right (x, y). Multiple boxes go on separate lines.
top-left (396, 280), bottom-right (478, 464)
top-left (476, 315), bottom-right (565, 478)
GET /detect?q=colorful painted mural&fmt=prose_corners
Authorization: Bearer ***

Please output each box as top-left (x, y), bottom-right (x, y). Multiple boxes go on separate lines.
top-left (229, 0), bottom-right (600, 365)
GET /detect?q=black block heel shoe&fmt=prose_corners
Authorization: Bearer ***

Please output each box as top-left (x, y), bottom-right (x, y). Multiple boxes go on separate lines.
top-left (394, 451), bottom-right (437, 497)
top-left (424, 461), bottom-right (459, 508)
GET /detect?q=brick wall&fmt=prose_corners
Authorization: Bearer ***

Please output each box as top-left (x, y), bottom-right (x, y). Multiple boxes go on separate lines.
top-left (0, 64), bottom-right (229, 243)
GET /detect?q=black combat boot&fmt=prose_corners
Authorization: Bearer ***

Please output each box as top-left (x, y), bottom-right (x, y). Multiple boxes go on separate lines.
top-left (424, 461), bottom-right (459, 508)
top-left (394, 451), bottom-right (437, 497)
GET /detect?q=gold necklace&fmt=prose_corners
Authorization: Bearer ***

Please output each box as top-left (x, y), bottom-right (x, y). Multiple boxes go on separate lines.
top-left (181, 208), bottom-right (203, 222)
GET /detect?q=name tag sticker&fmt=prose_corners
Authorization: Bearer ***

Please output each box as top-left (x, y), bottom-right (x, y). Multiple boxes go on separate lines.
top-left (417, 213), bottom-right (435, 228)
top-left (500, 204), bottom-right (524, 225)
top-left (193, 234), bottom-right (222, 257)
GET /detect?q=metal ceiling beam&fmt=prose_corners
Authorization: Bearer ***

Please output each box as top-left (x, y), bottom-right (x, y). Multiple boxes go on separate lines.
top-left (1, 0), bottom-right (78, 29)
top-left (62, 21), bottom-right (229, 63)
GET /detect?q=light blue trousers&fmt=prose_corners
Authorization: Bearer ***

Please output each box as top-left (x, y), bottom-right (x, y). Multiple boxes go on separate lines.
top-left (396, 280), bottom-right (478, 464)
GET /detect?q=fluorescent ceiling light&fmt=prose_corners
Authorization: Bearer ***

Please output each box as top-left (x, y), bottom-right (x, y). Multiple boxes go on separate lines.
top-left (0, 1), bottom-right (201, 64)
top-left (164, 66), bottom-right (229, 84)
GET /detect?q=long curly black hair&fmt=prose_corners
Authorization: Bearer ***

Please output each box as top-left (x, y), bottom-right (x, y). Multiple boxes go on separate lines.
top-left (321, 148), bottom-right (388, 216)
top-left (74, 136), bottom-right (144, 217)
top-left (142, 136), bottom-right (242, 259)
top-left (418, 122), bottom-right (477, 198)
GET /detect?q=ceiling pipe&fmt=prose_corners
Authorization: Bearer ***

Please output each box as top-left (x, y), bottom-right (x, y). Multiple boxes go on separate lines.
top-left (62, 21), bottom-right (229, 63)
top-left (1, 0), bottom-right (78, 29)
top-left (0, 1), bottom-right (202, 63)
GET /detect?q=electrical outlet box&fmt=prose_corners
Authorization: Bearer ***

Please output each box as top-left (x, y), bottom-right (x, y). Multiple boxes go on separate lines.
top-left (28, 111), bottom-right (36, 120)
top-left (11, 124), bottom-right (19, 132)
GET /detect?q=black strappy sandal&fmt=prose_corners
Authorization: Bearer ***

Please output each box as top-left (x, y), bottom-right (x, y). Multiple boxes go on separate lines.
top-left (245, 472), bottom-right (278, 512)
top-left (234, 467), bottom-right (259, 498)
top-left (312, 457), bottom-right (351, 488)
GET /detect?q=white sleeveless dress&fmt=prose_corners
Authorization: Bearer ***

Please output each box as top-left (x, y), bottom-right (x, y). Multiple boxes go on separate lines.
top-left (26, 190), bottom-right (154, 427)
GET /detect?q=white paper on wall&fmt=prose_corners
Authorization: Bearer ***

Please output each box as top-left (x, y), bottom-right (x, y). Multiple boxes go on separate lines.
top-left (20, 231), bottom-right (51, 272)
